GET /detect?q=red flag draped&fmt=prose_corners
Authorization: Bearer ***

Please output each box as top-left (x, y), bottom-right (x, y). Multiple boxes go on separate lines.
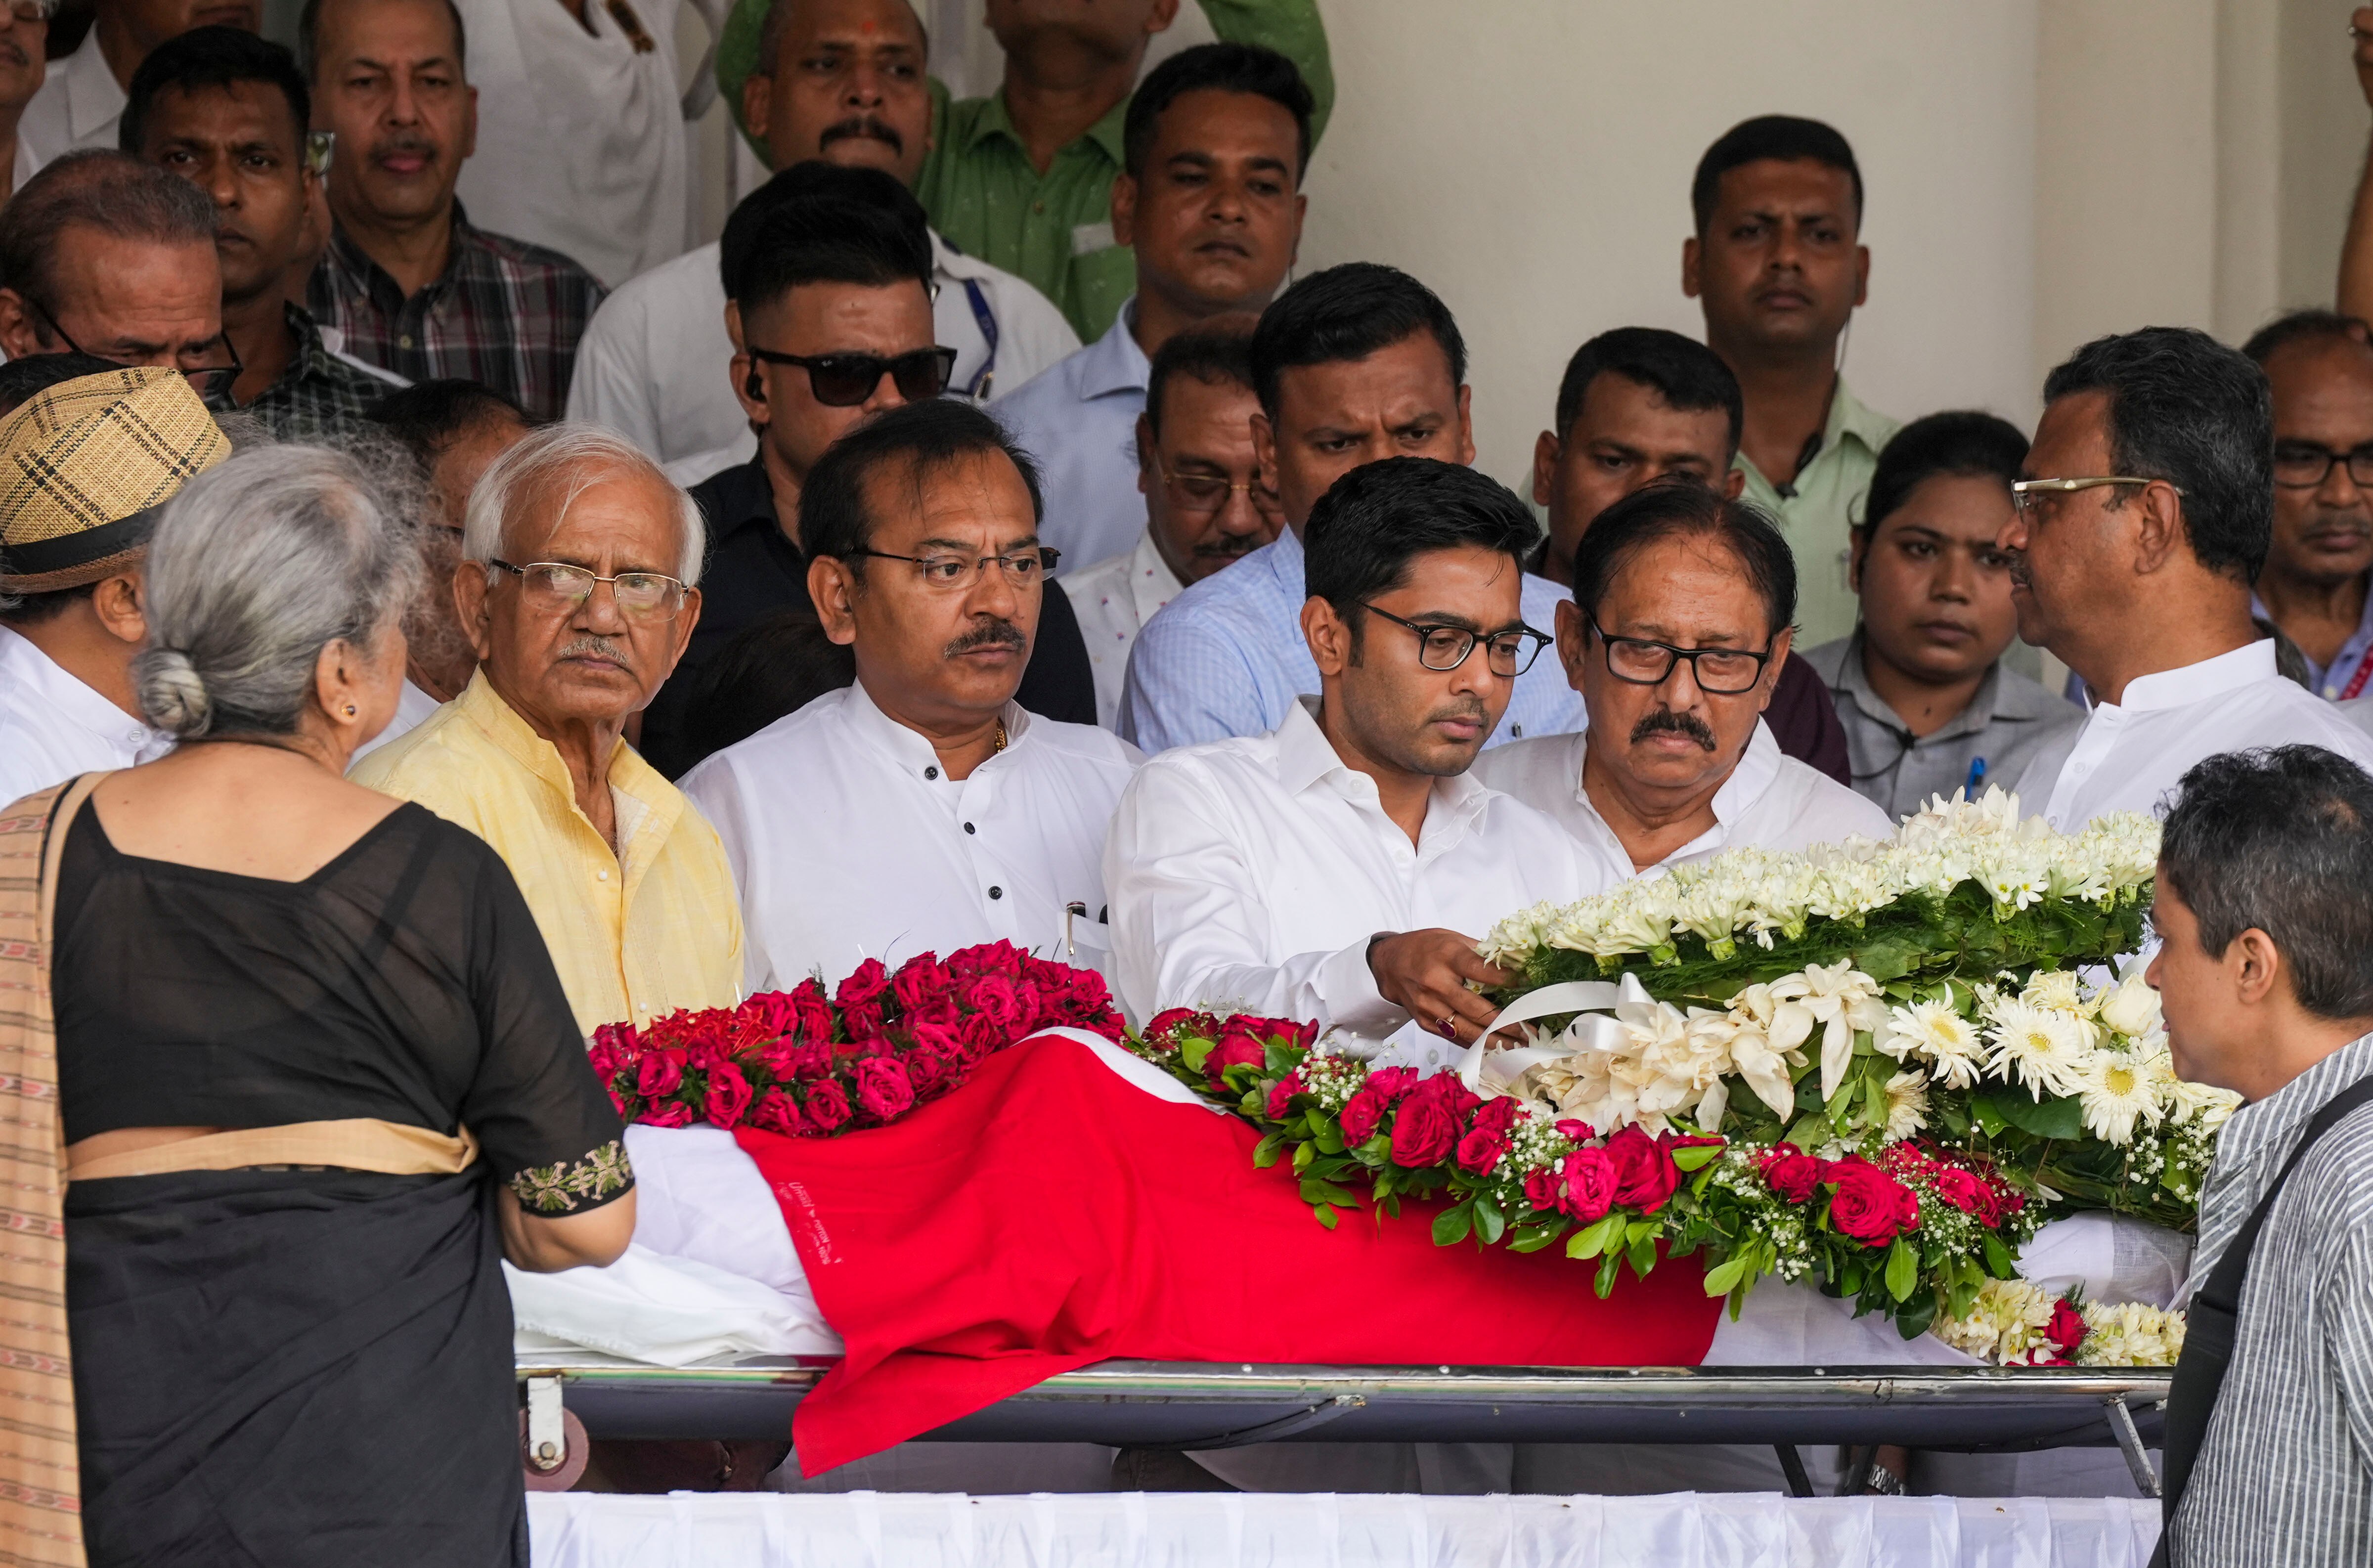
top-left (735, 1035), bottom-right (1723, 1475)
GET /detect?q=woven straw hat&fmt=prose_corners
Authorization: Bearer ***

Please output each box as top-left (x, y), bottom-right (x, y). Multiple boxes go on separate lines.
top-left (0, 365), bottom-right (228, 592)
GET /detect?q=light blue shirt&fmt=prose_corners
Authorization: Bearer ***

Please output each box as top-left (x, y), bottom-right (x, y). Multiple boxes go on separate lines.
top-left (1116, 526), bottom-right (1588, 754)
top-left (989, 297), bottom-right (1149, 574)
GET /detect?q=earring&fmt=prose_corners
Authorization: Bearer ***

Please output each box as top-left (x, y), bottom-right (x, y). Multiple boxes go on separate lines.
top-left (344, 703), bottom-right (357, 717)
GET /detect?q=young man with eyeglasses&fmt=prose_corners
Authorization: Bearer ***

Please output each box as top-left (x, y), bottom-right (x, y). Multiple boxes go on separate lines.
top-left (683, 397), bottom-right (1141, 1015)
top-left (1060, 316), bottom-right (1278, 728)
top-left (2241, 311), bottom-right (2373, 704)
top-left (122, 27), bottom-right (401, 440)
top-left (990, 41), bottom-right (1310, 572)
top-left (0, 148), bottom-right (233, 390)
top-left (1108, 457), bottom-right (1600, 1078)
top-left (2003, 327), bottom-right (2373, 831)
top-left (353, 422), bottom-right (748, 1037)
top-left (643, 171), bottom-right (1096, 775)
top-left (1474, 481), bottom-right (1885, 878)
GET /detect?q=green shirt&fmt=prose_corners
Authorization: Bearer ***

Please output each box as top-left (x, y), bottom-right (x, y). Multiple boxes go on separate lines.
top-left (1733, 377), bottom-right (1899, 649)
top-left (717, 0), bottom-right (1333, 342)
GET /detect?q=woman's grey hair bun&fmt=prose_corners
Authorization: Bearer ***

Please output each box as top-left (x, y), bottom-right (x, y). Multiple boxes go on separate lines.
top-left (138, 647), bottom-right (214, 738)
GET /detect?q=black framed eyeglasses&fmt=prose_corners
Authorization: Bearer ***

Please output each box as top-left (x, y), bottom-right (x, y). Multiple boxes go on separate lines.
top-left (747, 346), bottom-right (958, 407)
top-left (489, 558), bottom-right (690, 616)
top-left (1362, 604), bottom-right (1549, 677)
top-left (29, 299), bottom-right (242, 403)
top-left (850, 545), bottom-right (1059, 590)
top-left (1586, 614), bottom-right (1773, 695)
top-left (2273, 442), bottom-right (2373, 490)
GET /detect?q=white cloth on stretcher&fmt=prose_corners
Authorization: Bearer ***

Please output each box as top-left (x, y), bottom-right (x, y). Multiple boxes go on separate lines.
top-left (507, 1031), bottom-right (2187, 1376)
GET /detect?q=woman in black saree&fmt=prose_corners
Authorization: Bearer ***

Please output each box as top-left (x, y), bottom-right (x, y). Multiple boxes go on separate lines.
top-left (36, 438), bottom-right (635, 1566)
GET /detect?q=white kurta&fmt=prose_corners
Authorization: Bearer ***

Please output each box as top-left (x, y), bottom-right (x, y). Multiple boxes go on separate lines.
top-left (1058, 529), bottom-right (1181, 731)
top-left (0, 626), bottom-right (171, 806)
top-left (1471, 719), bottom-right (1892, 879)
top-left (565, 230), bottom-right (1079, 479)
top-left (679, 681), bottom-right (1141, 995)
top-left (1103, 696), bottom-right (1609, 1069)
top-left (2013, 640), bottom-right (2373, 829)
top-left (15, 35), bottom-right (123, 174)
top-left (450, 0), bottom-right (689, 289)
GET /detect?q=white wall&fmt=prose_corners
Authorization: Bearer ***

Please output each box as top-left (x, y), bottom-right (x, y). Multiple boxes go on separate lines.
top-left (1295, 1), bottom-right (2040, 497)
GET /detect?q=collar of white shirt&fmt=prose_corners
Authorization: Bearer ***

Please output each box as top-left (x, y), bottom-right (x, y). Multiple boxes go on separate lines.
top-left (838, 673), bottom-right (1035, 779)
top-left (2111, 639), bottom-right (2278, 712)
top-left (60, 37), bottom-right (125, 141)
top-left (1124, 529), bottom-right (1183, 628)
top-left (1274, 695), bottom-right (1495, 857)
top-left (1073, 296), bottom-right (1151, 403)
top-left (0, 624), bottom-right (168, 760)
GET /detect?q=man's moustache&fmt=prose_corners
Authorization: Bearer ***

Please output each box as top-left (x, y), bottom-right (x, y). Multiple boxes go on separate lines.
top-left (369, 134), bottom-right (439, 162)
top-left (820, 117), bottom-right (902, 154)
top-left (0, 40), bottom-right (27, 68)
top-left (1193, 534), bottom-right (1261, 560)
top-left (1631, 707), bottom-right (1716, 750)
top-left (945, 621), bottom-right (1027, 657)
top-left (557, 635), bottom-right (632, 665)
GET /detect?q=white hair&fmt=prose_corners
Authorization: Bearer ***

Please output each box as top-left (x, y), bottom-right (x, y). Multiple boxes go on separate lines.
top-left (132, 444), bottom-right (420, 739)
top-left (459, 422), bottom-right (705, 587)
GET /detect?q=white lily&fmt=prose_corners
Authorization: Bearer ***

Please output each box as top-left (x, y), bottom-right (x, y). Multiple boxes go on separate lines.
top-left (1770, 960), bottom-right (1894, 1104)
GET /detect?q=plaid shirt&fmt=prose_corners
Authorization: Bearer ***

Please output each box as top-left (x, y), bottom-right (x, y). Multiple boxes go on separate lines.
top-left (308, 203), bottom-right (605, 420)
top-left (218, 304), bottom-right (403, 441)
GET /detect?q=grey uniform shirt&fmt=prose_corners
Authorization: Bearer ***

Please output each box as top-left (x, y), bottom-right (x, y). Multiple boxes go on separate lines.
top-left (1798, 633), bottom-right (2084, 820)
top-left (2171, 1032), bottom-right (2373, 1568)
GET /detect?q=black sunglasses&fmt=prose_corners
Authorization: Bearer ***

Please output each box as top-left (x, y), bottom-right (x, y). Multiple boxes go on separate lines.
top-left (747, 346), bottom-right (959, 407)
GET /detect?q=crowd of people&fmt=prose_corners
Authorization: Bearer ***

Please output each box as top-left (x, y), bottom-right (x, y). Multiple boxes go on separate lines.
top-left (2, 0), bottom-right (2373, 1563)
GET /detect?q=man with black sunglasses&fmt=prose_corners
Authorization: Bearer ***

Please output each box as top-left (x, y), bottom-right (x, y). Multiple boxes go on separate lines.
top-left (1474, 480), bottom-right (1885, 879)
top-left (0, 149), bottom-right (235, 393)
top-left (643, 174), bottom-right (1099, 774)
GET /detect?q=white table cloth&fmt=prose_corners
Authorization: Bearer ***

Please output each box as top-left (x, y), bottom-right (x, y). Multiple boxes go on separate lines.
top-left (527, 1490), bottom-right (2161, 1567)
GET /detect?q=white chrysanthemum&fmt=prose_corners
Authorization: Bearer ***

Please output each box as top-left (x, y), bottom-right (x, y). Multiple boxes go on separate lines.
top-left (2075, 1047), bottom-right (2163, 1146)
top-left (2021, 970), bottom-right (2087, 1014)
top-left (1881, 1069), bottom-right (1930, 1142)
top-left (1884, 1000), bottom-right (1986, 1089)
top-left (1985, 998), bottom-right (2093, 1099)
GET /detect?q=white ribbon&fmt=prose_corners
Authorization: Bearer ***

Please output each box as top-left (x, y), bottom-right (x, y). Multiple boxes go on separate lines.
top-left (1454, 975), bottom-right (1654, 1097)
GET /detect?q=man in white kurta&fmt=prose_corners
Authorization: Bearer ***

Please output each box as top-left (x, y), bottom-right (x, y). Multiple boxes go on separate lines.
top-left (1477, 480), bottom-right (1888, 880)
top-left (2005, 327), bottom-right (2373, 829)
top-left (679, 396), bottom-right (1138, 994)
top-left (1106, 455), bottom-right (1605, 1073)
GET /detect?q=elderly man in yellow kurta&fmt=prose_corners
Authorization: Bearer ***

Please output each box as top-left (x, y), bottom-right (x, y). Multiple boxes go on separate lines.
top-left (356, 424), bottom-right (743, 1035)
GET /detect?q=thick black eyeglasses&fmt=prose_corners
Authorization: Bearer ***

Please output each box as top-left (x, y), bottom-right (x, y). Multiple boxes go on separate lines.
top-left (2273, 442), bottom-right (2373, 490)
top-left (1362, 605), bottom-right (1549, 677)
top-left (1587, 614), bottom-right (1774, 695)
top-left (30, 299), bottom-right (242, 402)
top-left (747, 346), bottom-right (958, 406)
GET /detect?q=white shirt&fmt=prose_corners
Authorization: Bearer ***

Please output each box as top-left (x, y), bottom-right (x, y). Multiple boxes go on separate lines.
top-left (16, 36), bottom-right (124, 174)
top-left (1104, 696), bottom-right (1609, 1068)
top-left (680, 680), bottom-right (1141, 994)
top-left (566, 230), bottom-right (1080, 481)
top-left (988, 298), bottom-right (1149, 572)
top-left (0, 626), bottom-right (170, 807)
top-left (2015, 641), bottom-right (2373, 829)
top-left (1059, 529), bottom-right (1181, 731)
top-left (349, 679), bottom-right (443, 768)
top-left (1472, 719), bottom-right (1893, 880)
top-left (450, 0), bottom-right (689, 289)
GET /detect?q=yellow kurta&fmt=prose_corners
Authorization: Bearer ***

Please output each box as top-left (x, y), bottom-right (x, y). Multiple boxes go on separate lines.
top-left (353, 671), bottom-right (743, 1036)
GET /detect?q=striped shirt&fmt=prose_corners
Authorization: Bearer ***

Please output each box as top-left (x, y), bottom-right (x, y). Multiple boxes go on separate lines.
top-left (309, 204), bottom-right (605, 421)
top-left (351, 670), bottom-right (743, 1037)
top-left (2171, 1030), bottom-right (2373, 1567)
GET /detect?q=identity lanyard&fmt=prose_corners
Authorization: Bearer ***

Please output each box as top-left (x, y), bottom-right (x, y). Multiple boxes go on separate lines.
top-left (961, 278), bottom-right (1000, 402)
top-left (2339, 647), bottom-right (2373, 701)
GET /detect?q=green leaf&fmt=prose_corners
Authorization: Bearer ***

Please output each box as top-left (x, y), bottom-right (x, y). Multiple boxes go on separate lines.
top-left (1263, 1040), bottom-right (1306, 1075)
top-left (1702, 1255), bottom-right (1749, 1297)
top-left (1565, 1213), bottom-right (1624, 1260)
top-left (1474, 1196), bottom-right (1507, 1246)
top-left (1982, 1231), bottom-right (2017, 1278)
top-left (1252, 1131), bottom-right (1285, 1168)
top-left (1625, 1217), bottom-right (1660, 1248)
top-left (1884, 1238), bottom-right (1918, 1303)
top-left (1507, 1219), bottom-right (1570, 1253)
top-left (1292, 1140), bottom-right (1314, 1174)
top-left (1851, 938), bottom-right (1917, 982)
top-left (1969, 1095), bottom-right (2007, 1138)
top-left (1433, 1200), bottom-right (1474, 1247)
top-left (1892, 1288), bottom-right (1940, 1340)
top-left (1311, 1202), bottom-right (1338, 1230)
top-left (1593, 1251), bottom-right (1622, 1298)
top-left (1671, 1143), bottom-right (1722, 1173)
top-left (1310, 1118), bottom-right (1346, 1156)
top-left (1979, 1088), bottom-right (2085, 1141)
top-left (1180, 1036), bottom-right (1214, 1074)
top-left (1626, 1235), bottom-right (1658, 1276)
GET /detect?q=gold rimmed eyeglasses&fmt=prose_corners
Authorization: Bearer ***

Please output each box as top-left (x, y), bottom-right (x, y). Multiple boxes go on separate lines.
top-left (2009, 476), bottom-right (2184, 522)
